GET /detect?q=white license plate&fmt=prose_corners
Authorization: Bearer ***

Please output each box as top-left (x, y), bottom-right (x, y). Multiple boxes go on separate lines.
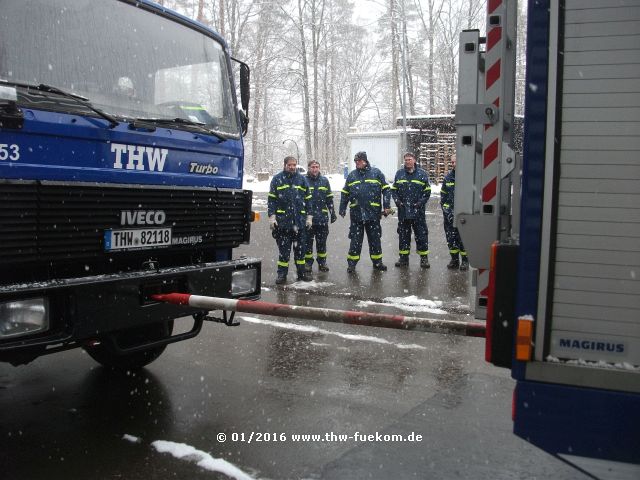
top-left (104, 227), bottom-right (172, 251)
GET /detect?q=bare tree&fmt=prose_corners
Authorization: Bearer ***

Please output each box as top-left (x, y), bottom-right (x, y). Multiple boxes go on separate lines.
top-left (388, 0), bottom-right (400, 127)
top-left (152, 0), bottom-right (512, 169)
top-left (414, 0), bottom-right (444, 114)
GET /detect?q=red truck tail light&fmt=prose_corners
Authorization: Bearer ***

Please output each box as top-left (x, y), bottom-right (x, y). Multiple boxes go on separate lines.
top-left (484, 242), bottom-right (518, 368)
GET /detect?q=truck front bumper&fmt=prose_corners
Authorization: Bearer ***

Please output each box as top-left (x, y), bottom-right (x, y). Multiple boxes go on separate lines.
top-left (0, 257), bottom-right (261, 364)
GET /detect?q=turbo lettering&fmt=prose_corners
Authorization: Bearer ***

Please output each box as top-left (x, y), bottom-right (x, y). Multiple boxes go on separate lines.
top-left (111, 143), bottom-right (168, 172)
top-left (189, 162), bottom-right (220, 175)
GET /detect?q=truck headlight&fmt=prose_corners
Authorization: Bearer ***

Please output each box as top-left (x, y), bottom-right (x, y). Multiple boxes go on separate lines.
top-left (0, 298), bottom-right (50, 338)
top-left (231, 269), bottom-right (257, 296)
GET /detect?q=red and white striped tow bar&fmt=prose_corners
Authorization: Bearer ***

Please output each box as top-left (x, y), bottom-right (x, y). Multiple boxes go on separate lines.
top-left (151, 293), bottom-right (485, 338)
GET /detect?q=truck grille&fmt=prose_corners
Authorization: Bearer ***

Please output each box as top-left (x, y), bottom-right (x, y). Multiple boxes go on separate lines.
top-left (0, 181), bottom-right (252, 284)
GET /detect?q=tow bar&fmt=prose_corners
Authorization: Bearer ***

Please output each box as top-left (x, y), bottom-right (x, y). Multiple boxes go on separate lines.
top-left (151, 293), bottom-right (485, 338)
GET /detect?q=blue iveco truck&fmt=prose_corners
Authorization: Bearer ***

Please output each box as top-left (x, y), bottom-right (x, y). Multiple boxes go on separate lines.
top-left (0, 0), bottom-right (261, 370)
top-left (456, 0), bottom-right (639, 478)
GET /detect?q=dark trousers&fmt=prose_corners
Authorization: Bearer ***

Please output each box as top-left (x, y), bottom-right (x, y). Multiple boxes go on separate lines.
top-left (443, 211), bottom-right (465, 254)
top-left (305, 224), bottom-right (329, 265)
top-left (397, 219), bottom-right (429, 257)
top-left (347, 220), bottom-right (383, 265)
top-left (273, 227), bottom-right (306, 275)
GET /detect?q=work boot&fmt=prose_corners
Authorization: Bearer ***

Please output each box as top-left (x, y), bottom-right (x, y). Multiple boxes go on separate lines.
top-left (347, 262), bottom-right (357, 274)
top-left (460, 256), bottom-right (469, 271)
top-left (275, 274), bottom-right (287, 285)
top-left (394, 256), bottom-right (409, 267)
top-left (446, 254), bottom-right (459, 270)
top-left (318, 263), bottom-right (330, 272)
top-left (304, 262), bottom-right (313, 273)
top-left (420, 256), bottom-right (430, 269)
top-left (297, 272), bottom-right (312, 281)
top-left (373, 263), bottom-right (388, 271)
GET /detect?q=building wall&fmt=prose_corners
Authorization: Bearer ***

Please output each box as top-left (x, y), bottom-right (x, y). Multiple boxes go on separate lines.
top-left (348, 133), bottom-right (402, 181)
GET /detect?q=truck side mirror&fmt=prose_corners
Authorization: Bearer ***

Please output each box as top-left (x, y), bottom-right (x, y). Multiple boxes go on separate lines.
top-left (231, 57), bottom-right (250, 136)
top-left (239, 62), bottom-right (250, 113)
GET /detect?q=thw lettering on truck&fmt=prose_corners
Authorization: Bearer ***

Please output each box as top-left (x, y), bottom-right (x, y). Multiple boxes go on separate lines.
top-left (111, 143), bottom-right (168, 172)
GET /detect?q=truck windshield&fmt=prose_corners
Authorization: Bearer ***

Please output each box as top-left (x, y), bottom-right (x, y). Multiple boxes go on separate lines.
top-left (0, 0), bottom-right (240, 137)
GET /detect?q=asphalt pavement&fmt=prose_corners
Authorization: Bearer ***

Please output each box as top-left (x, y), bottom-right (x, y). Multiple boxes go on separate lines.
top-left (0, 191), bottom-right (589, 480)
top-left (242, 192), bottom-right (475, 324)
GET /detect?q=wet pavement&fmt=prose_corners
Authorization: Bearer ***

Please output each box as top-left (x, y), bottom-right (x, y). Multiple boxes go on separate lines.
top-left (0, 192), bottom-right (588, 479)
top-left (244, 193), bottom-right (475, 323)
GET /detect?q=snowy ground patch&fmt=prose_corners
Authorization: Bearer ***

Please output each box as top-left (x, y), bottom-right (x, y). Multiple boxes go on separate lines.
top-left (122, 434), bottom-right (141, 444)
top-left (239, 316), bottom-right (426, 350)
top-left (151, 440), bottom-right (255, 480)
top-left (287, 280), bottom-right (334, 290)
top-left (252, 197), bottom-right (268, 211)
top-left (357, 295), bottom-right (447, 315)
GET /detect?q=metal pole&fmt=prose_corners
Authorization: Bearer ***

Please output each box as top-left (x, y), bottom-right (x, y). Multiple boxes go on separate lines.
top-left (152, 293), bottom-right (486, 338)
top-left (282, 139), bottom-right (300, 160)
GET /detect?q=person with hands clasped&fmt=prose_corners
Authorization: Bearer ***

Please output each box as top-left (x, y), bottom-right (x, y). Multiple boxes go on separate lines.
top-left (391, 152), bottom-right (432, 268)
top-left (268, 156), bottom-right (313, 285)
top-left (339, 151), bottom-right (392, 273)
top-left (304, 160), bottom-right (337, 272)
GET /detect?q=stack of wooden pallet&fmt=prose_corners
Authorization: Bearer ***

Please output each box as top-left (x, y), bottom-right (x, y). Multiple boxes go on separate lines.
top-left (419, 134), bottom-right (456, 185)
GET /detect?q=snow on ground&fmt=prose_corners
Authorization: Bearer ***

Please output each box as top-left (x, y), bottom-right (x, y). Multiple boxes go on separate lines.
top-left (239, 316), bottom-right (427, 350)
top-left (272, 283), bottom-right (471, 314)
top-left (122, 434), bottom-right (141, 444)
top-left (286, 280), bottom-right (334, 290)
top-left (151, 440), bottom-right (256, 480)
top-left (357, 295), bottom-right (447, 315)
top-left (120, 436), bottom-right (257, 479)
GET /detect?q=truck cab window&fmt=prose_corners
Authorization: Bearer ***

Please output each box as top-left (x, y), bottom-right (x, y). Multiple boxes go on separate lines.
top-left (0, 0), bottom-right (241, 138)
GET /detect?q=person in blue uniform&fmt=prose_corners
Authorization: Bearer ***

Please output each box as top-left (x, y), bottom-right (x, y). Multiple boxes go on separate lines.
top-left (440, 154), bottom-right (469, 270)
top-left (391, 152), bottom-right (432, 268)
top-left (339, 151), bottom-right (392, 273)
top-left (304, 160), bottom-right (336, 272)
top-left (268, 156), bottom-right (313, 284)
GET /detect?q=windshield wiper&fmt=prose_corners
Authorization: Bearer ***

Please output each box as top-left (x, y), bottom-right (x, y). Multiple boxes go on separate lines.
top-left (132, 117), bottom-right (227, 141)
top-left (0, 79), bottom-right (119, 128)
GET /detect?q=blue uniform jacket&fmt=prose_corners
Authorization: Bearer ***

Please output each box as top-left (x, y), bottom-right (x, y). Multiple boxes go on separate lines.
top-left (339, 165), bottom-right (391, 222)
top-left (306, 174), bottom-right (335, 225)
top-left (391, 167), bottom-right (431, 221)
top-left (440, 169), bottom-right (456, 213)
top-left (268, 170), bottom-right (311, 230)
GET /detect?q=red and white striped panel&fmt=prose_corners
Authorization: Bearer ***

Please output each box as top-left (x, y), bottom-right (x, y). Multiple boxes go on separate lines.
top-left (476, 0), bottom-right (507, 314)
top-left (482, 0), bottom-right (505, 210)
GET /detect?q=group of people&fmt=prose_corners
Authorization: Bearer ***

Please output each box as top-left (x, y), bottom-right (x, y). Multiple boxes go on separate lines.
top-left (267, 151), bottom-right (468, 285)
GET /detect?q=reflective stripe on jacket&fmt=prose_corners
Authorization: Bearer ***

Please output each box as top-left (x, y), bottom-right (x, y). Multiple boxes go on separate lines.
top-left (267, 170), bottom-right (311, 229)
top-left (391, 167), bottom-right (431, 221)
top-left (440, 169), bottom-right (456, 212)
top-left (339, 165), bottom-right (391, 222)
top-left (306, 174), bottom-right (335, 225)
